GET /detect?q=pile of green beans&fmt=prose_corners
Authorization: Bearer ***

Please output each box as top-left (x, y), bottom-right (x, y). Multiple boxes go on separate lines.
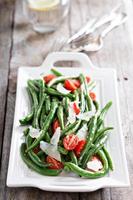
top-left (19, 69), bottom-right (114, 178)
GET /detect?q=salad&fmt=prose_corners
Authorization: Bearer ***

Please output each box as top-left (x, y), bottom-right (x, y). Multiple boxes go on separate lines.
top-left (20, 68), bottom-right (114, 178)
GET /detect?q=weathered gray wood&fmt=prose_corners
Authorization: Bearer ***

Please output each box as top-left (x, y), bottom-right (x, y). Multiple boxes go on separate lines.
top-left (0, 0), bottom-right (15, 161)
top-left (0, 0), bottom-right (133, 199)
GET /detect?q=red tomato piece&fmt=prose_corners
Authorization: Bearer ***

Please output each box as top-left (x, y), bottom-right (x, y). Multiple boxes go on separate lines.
top-left (43, 74), bottom-right (56, 84)
top-left (63, 134), bottom-right (79, 150)
top-left (73, 102), bottom-right (80, 115)
top-left (53, 119), bottom-right (60, 133)
top-left (92, 156), bottom-right (99, 161)
top-left (33, 145), bottom-right (41, 154)
top-left (46, 156), bottom-right (64, 169)
top-left (86, 76), bottom-right (91, 83)
top-left (89, 92), bottom-right (96, 101)
top-left (74, 139), bottom-right (86, 156)
top-left (64, 79), bottom-right (77, 92)
top-left (72, 79), bottom-right (81, 88)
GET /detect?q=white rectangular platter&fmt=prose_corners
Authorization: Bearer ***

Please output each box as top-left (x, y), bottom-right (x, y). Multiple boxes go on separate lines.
top-left (7, 52), bottom-right (130, 192)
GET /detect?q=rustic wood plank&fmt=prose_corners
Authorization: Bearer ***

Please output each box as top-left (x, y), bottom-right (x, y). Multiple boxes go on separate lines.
top-left (79, 190), bottom-right (102, 200)
top-left (0, 0), bottom-right (15, 161)
top-left (0, 92), bottom-right (15, 199)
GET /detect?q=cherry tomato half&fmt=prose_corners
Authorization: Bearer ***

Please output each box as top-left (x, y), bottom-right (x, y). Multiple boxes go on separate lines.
top-left (52, 119), bottom-right (60, 133)
top-left (72, 79), bottom-right (81, 88)
top-left (89, 92), bottom-right (96, 101)
top-left (86, 76), bottom-right (91, 83)
top-left (74, 139), bottom-right (86, 156)
top-left (73, 102), bottom-right (80, 115)
top-left (43, 74), bottom-right (56, 84)
top-left (63, 134), bottom-right (79, 150)
top-left (64, 79), bottom-right (77, 92)
top-left (46, 156), bottom-right (64, 169)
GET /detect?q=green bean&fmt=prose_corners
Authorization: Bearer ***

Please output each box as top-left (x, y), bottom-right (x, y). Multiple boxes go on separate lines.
top-left (74, 90), bottom-right (79, 102)
top-left (97, 101), bottom-right (112, 130)
top-left (79, 74), bottom-right (92, 111)
top-left (32, 93), bottom-right (46, 129)
top-left (88, 81), bottom-right (96, 90)
top-left (58, 146), bottom-right (68, 155)
top-left (64, 97), bottom-right (70, 115)
top-left (93, 100), bottom-right (99, 112)
top-left (81, 134), bottom-right (108, 168)
top-left (26, 99), bottom-right (58, 152)
top-left (27, 85), bottom-right (39, 128)
top-left (28, 80), bottom-right (39, 93)
top-left (23, 127), bottom-right (30, 136)
top-left (48, 76), bottom-right (78, 87)
top-left (69, 151), bottom-right (78, 165)
top-left (87, 117), bottom-right (93, 133)
top-left (20, 113), bottom-right (32, 126)
top-left (103, 146), bottom-right (114, 171)
top-left (51, 68), bottom-right (62, 76)
top-left (20, 143), bottom-right (62, 176)
top-left (19, 111), bottom-right (34, 125)
top-left (45, 95), bottom-right (51, 114)
top-left (62, 121), bottom-right (77, 135)
top-left (62, 120), bottom-right (81, 136)
top-left (19, 87), bottom-right (34, 125)
top-left (65, 150), bottom-right (109, 178)
top-left (40, 112), bottom-right (46, 129)
top-left (79, 115), bottom-right (97, 164)
top-left (26, 134), bottom-right (49, 168)
top-left (57, 105), bottom-right (64, 130)
top-left (94, 127), bottom-right (113, 143)
top-left (48, 125), bottom-right (53, 137)
top-left (45, 87), bottom-right (74, 99)
top-left (44, 132), bottom-right (51, 143)
top-left (28, 150), bottom-right (50, 168)
top-left (80, 89), bottom-right (86, 112)
top-left (65, 120), bottom-right (81, 135)
top-left (39, 80), bottom-right (45, 103)
top-left (37, 150), bottom-right (44, 157)
top-left (64, 166), bottom-right (71, 172)
top-left (33, 79), bottom-right (43, 89)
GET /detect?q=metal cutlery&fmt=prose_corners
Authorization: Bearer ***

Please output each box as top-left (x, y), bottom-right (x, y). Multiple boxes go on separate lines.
top-left (70, 12), bottom-right (127, 52)
top-left (67, 4), bottom-right (122, 44)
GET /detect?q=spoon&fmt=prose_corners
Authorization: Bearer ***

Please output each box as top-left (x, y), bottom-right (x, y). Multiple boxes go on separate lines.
top-left (72, 12), bottom-right (127, 52)
top-left (67, 4), bottom-right (122, 44)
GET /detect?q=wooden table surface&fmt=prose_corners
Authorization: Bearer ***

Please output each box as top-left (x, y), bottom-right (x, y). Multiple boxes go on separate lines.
top-left (0, 0), bottom-right (133, 199)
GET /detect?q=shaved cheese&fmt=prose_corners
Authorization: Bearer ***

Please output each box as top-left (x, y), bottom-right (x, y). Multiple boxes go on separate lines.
top-left (67, 102), bottom-right (77, 124)
top-left (40, 141), bottom-right (61, 161)
top-left (40, 127), bottom-right (61, 161)
top-left (76, 111), bottom-right (95, 121)
top-left (87, 157), bottom-right (103, 172)
top-left (46, 145), bottom-right (61, 161)
top-left (76, 124), bottom-right (88, 140)
top-left (29, 127), bottom-right (42, 138)
top-left (51, 127), bottom-right (61, 146)
top-left (57, 83), bottom-right (71, 94)
top-left (40, 141), bottom-right (50, 151)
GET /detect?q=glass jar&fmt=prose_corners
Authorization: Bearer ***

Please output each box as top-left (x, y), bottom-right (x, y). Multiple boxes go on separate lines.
top-left (23, 0), bottom-right (70, 33)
